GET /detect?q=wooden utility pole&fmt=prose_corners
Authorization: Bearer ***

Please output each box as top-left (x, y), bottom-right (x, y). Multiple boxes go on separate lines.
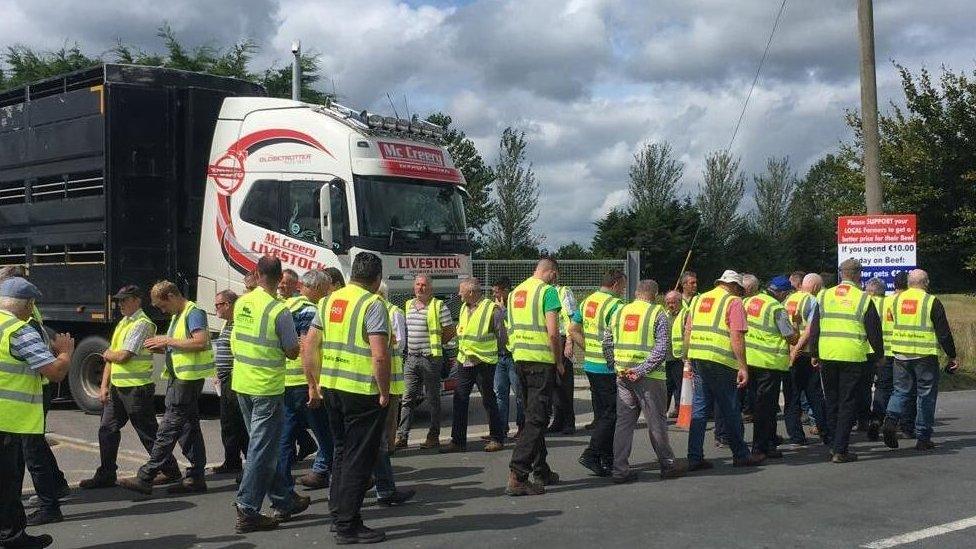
top-left (858, 0), bottom-right (883, 214)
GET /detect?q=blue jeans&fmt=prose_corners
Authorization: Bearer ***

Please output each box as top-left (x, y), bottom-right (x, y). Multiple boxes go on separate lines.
top-left (306, 399), bottom-right (335, 475)
top-left (277, 386), bottom-right (325, 494)
top-left (237, 394), bottom-right (292, 515)
top-left (887, 356), bottom-right (940, 441)
top-left (688, 360), bottom-right (750, 462)
top-left (494, 354), bottom-right (524, 432)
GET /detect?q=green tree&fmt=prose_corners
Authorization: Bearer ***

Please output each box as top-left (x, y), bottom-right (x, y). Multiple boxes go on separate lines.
top-left (554, 241), bottom-right (594, 259)
top-left (425, 112), bottom-right (494, 247)
top-left (0, 43), bottom-right (99, 89)
top-left (751, 156), bottom-right (797, 274)
top-left (484, 127), bottom-right (540, 259)
top-left (696, 150), bottom-right (746, 247)
top-left (628, 141), bottom-right (683, 211)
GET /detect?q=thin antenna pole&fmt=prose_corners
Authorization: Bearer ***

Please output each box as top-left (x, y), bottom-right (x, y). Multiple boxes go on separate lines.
top-left (386, 93), bottom-right (400, 119)
top-left (673, 222), bottom-right (703, 292)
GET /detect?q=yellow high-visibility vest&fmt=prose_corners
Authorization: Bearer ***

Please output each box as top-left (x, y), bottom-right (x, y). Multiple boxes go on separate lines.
top-left (881, 295), bottom-right (896, 358)
top-left (557, 286), bottom-right (573, 336)
top-left (744, 293), bottom-right (790, 371)
top-left (0, 311), bottom-right (44, 434)
top-left (164, 300), bottom-right (215, 381)
top-left (109, 309), bottom-right (156, 387)
top-left (405, 297), bottom-right (444, 357)
top-left (785, 291), bottom-right (814, 331)
top-left (817, 282), bottom-right (870, 362)
top-left (321, 284), bottom-right (382, 395)
top-left (457, 298), bottom-right (499, 365)
top-left (890, 288), bottom-right (939, 357)
top-left (581, 290), bottom-right (622, 366)
top-left (669, 306), bottom-right (688, 360)
top-left (384, 301), bottom-right (405, 395)
top-left (687, 286), bottom-right (738, 369)
top-left (231, 288), bottom-right (289, 396)
top-left (508, 276), bottom-right (555, 364)
top-left (612, 300), bottom-right (666, 380)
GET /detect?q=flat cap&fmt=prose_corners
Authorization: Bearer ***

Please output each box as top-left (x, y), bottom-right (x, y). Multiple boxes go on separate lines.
top-left (0, 277), bottom-right (42, 300)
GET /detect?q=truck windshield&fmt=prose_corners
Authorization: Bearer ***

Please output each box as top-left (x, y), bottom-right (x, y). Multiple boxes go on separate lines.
top-left (353, 175), bottom-right (467, 247)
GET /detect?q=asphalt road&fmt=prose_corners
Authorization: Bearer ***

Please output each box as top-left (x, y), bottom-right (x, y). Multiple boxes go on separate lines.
top-left (24, 383), bottom-right (976, 548)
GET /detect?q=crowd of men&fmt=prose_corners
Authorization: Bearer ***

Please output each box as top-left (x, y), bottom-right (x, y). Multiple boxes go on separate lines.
top-left (0, 255), bottom-right (959, 547)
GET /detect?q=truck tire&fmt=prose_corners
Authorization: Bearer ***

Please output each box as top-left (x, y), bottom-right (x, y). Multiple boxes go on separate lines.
top-left (68, 336), bottom-right (109, 414)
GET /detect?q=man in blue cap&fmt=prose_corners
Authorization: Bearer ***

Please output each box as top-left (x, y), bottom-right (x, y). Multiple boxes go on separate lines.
top-left (742, 275), bottom-right (797, 460)
top-left (0, 277), bottom-right (75, 548)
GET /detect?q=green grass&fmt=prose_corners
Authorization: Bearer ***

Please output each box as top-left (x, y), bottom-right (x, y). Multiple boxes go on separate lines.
top-left (938, 294), bottom-right (976, 390)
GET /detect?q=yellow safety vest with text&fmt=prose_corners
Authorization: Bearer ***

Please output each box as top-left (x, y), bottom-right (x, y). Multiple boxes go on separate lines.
top-left (109, 309), bottom-right (156, 387)
top-left (321, 284), bottom-right (382, 395)
top-left (385, 301), bottom-right (405, 395)
top-left (284, 296), bottom-right (315, 387)
top-left (613, 301), bottom-right (666, 380)
top-left (406, 297), bottom-right (444, 357)
top-left (0, 311), bottom-right (44, 434)
top-left (669, 305), bottom-right (688, 360)
top-left (817, 282), bottom-right (870, 362)
top-left (881, 295), bottom-right (896, 358)
top-left (232, 288), bottom-right (289, 396)
top-left (457, 298), bottom-right (499, 365)
top-left (744, 293), bottom-right (790, 371)
top-left (581, 290), bottom-right (622, 365)
top-left (785, 291), bottom-right (814, 331)
top-left (508, 276), bottom-right (555, 364)
top-left (687, 286), bottom-right (738, 369)
top-left (164, 300), bottom-right (215, 381)
top-left (557, 286), bottom-right (573, 336)
top-left (890, 288), bottom-right (938, 357)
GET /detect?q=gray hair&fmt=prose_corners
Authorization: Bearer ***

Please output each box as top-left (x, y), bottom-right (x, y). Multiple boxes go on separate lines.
top-left (865, 277), bottom-right (886, 295)
top-left (414, 274), bottom-right (431, 285)
top-left (0, 266), bottom-right (26, 282)
top-left (839, 258), bottom-right (863, 281)
top-left (460, 277), bottom-right (481, 291)
top-left (907, 268), bottom-right (929, 289)
top-left (301, 269), bottom-right (332, 290)
top-left (802, 273), bottom-right (823, 293)
top-left (635, 279), bottom-right (659, 298)
top-left (0, 296), bottom-right (30, 314)
top-left (664, 290), bottom-right (682, 301)
top-left (741, 274), bottom-right (760, 295)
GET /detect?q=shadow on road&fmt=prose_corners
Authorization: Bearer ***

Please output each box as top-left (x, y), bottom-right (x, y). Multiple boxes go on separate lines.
top-left (65, 500), bottom-right (196, 522)
top-left (75, 534), bottom-right (250, 549)
top-left (384, 509), bottom-right (563, 540)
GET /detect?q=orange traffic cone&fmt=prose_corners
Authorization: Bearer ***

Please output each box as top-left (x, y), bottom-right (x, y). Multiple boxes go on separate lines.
top-left (676, 364), bottom-right (694, 430)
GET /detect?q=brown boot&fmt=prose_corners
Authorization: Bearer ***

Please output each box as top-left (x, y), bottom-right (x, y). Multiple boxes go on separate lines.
top-left (505, 471), bottom-right (545, 496)
top-left (167, 477), bottom-right (207, 494)
top-left (117, 476), bottom-right (153, 496)
top-left (484, 440), bottom-right (504, 452)
top-left (419, 435), bottom-right (441, 449)
top-left (298, 471), bottom-right (330, 489)
top-left (394, 435), bottom-right (408, 449)
top-left (235, 504), bottom-right (280, 533)
top-left (152, 469), bottom-right (182, 486)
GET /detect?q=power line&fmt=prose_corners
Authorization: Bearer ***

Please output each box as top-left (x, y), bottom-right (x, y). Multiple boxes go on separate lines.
top-left (726, 0), bottom-right (789, 152)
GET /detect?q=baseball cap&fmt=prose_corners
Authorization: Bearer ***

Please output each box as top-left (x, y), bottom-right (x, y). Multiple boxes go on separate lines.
top-left (0, 277), bottom-right (42, 300)
top-left (715, 269), bottom-right (743, 287)
top-left (768, 275), bottom-right (792, 292)
top-left (112, 285), bottom-right (142, 301)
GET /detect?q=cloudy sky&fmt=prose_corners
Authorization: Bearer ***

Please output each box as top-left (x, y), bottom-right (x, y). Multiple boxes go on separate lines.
top-left (3, 0), bottom-right (974, 247)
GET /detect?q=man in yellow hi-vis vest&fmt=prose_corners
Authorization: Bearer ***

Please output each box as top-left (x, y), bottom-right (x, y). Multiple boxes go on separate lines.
top-left (0, 277), bottom-right (74, 548)
top-left (81, 285), bottom-right (179, 491)
top-left (882, 269), bottom-right (958, 452)
top-left (506, 258), bottom-right (564, 497)
top-left (119, 281), bottom-right (214, 495)
top-left (809, 259), bottom-right (884, 463)
top-left (303, 252), bottom-right (391, 544)
top-left (663, 290), bottom-right (685, 416)
top-left (682, 270), bottom-right (764, 470)
top-left (867, 271), bottom-right (917, 441)
top-left (783, 272), bottom-right (828, 446)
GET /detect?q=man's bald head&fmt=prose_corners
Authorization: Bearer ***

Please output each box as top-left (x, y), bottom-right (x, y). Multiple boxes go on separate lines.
top-left (907, 269), bottom-right (929, 289)
top-left (801, 273), bottom-right (823, 294)
top-left (534, 257), bottom-right (559, 284)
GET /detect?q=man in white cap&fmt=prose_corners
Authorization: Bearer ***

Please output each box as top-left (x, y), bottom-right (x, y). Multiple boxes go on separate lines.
top-left (682, 270), bottom-right (763, 470)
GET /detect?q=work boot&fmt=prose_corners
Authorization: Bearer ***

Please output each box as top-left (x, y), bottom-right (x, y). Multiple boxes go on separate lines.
top-left (505, 472), bottom-right (544, 496)
top-left (299, 471), bottom-right (331, 489)
top-left (26, 508), bottom-right (64, 526)
top-left (118, 476), bottom-right (153, 495)
top-left (235, 504), bottom-right (279, 533)
top-left (915, 439), bottom-right (936, 451)
top-left (732, 454), bottom-right (765, 467)
top-left (578, 453), bottom-right (609, 477)
top-left (531, 469), bottom-right (559, 486)
top-left (612, 470), bottom-right (638, 484)
top-left (1, 532), bottom-right (54, 548)
top-left (866, 420), bottom-right (881, 441)
top-left (831, 452), bottom-right (859, 463)
top-left (297, 440), bottom-right (318, 462)
top-left (394, 435), bottom-right (408, 449)
top-left (483, 440), bottom-right (504, 452)
top-left (152, 469), bottom-right (182, 486)
top-left (438, 442), bottom-right (464, 454)
top-left (687, 459), bottom-right (714, 472)
top-left (881, 417), bottom-right (900, 449)
top-left (212, 462), bottom-right (243, 475)
top-left (419, 435), bottom-right (441, 450)
top-left (660, 461), bottom-right (687, 480)
top-left (335, 524), bottom-right (386, 545)
top-left (377, 488), bottom-right (416, 507)
top-left (764, 449), bottom-right (784, 459)
top-left (166, 477), bottom-right (207, 494)
top-left (80, 473), bottom-right (117, 489)
top-left (272, 494), bottom-right (311, 522)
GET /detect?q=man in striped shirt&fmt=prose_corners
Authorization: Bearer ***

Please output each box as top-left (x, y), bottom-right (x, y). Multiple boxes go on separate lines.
top-left (213, 289), bottom-right (248, 475)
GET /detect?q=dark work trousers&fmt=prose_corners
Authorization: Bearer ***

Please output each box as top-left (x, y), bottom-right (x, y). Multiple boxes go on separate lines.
top-left (665, 359), bottom-right (683, 411)
top-left (750, 367), bottom-right (783, 454)
top-left (324, 388), bottom-right (387, 535)
top-left (820, 360), bottom-right (865, 455)
top-left (218, 371), bottom-right (249, 466)
top-left (97, 383), bottom-right (177, 478)
top-left (549, 336), bottom-right (575, 431)
top-left (872, 358), bottom-right (916, 431)
top-left (784, 354), bottom-right (827, 445)
top-left (22, 383), bottom-right (67, 514)
top-left (855, 363), bottom-right (874, 428)
top-left (397, 354), bottom-right (443, 440)
top-left (582, 372), bottom-right (617, 461)
top-left (451, 363), bottom-right (505, 446)
top-left (138, 379), bottom-right (207, 482)
top-left (509, 362), bottom-right (556, 481)
top-left (1, 433), bottom-right (28, 545)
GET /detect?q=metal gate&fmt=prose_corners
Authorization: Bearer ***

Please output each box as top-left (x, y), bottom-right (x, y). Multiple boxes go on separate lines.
top-left (472, 252), bottom-right (639, 302)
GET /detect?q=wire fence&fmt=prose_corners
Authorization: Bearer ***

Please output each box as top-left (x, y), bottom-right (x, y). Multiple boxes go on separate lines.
top-left (472, 259), bottom-right (630, 303)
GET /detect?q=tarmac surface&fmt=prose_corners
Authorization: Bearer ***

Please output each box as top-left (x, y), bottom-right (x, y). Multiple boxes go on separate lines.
top-left (24, 381), bottom-right (976, 548)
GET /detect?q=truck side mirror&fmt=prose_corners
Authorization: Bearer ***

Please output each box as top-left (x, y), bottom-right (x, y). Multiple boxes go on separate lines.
top-left (319, 181), bottom-right (334, 251)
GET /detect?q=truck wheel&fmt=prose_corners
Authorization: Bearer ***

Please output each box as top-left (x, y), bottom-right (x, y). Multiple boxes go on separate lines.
top-left (68, 336), bottom-right (109, 414)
